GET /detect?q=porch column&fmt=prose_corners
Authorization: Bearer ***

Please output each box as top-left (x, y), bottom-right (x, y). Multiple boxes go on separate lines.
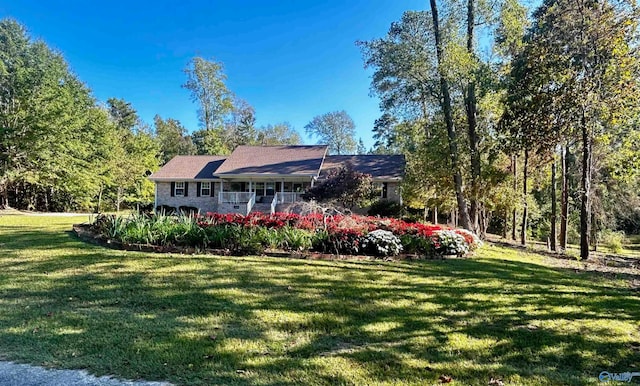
top-left (249, 180), bottom-right (252, 193)
top-left (219, 180), bottom-right (223, 203)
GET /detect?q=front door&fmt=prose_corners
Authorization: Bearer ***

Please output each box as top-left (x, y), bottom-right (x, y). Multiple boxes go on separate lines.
top-left (266, 182), bottom-right (275, 196)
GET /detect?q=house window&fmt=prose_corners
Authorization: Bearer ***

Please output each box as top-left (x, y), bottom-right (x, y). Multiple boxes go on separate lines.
top-left (201, 182), bottom-right (211, 196)
top-left (175, 182), bottom-right (185, 196)
top-left (374, 182), bottom-right (388, 199)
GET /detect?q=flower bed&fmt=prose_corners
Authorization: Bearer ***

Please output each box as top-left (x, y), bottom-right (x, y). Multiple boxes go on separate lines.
top-left (91, 212), bottom-right (481, 258)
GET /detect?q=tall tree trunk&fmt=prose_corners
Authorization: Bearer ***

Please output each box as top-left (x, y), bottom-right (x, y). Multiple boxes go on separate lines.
top-left (502, 208), bottom-right (508, 239)
top-left (429, 0), bottom-right (471, 231)
top-left (433, 206), bottom-right (438, 224)
top-left (580, 117), bottom-right (592, 260)
top-left (511, 154), bottom-right (518, 240)
top-left (560, 145), bottom-right (569, 250)
top-left (550, 153), bottom-right (557, 251)
top-left (0, 182), bottom-right (8, 209)
top-left (520, 149), bottom-right (529, 246)
top-left (465, 0), bottom-right (481, 234)
top-left (479, 204), bottom-right (487, 239)
top-left (591, 210), bottom-right (598, 252)
top-left (97, 184), bottom-right (103, 214)
top-left (117, 186), bottom-right (122, 214)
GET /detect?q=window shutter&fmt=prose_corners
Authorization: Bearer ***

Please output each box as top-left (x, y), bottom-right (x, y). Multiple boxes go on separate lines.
top-left (184, 182), bottom-right (189, 197)
top-left (197, 182), bottom-right (201, 197)
top-left (210, 182), bottom-right (215, 197)
top-left (170, 182), bottom-right (175, 197)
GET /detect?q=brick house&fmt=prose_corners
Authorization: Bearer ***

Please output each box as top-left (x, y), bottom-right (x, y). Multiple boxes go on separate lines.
top-left (148, 145), bottom-right (404, 215)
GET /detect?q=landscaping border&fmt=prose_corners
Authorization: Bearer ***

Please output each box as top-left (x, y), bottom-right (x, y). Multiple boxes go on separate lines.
top-left (72, 224), bottom-right (457, 261)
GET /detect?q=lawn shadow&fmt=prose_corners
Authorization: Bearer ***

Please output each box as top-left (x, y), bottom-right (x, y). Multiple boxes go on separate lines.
top-left (0, 222), bottom-right (639, 385)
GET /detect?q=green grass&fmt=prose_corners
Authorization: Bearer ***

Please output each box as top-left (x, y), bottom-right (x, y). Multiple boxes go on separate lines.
top-left (0, 215), bottom-right (638, 385)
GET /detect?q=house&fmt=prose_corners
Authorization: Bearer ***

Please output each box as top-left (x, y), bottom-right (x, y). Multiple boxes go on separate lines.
top-left (148, 145), bottom-right (405, 215)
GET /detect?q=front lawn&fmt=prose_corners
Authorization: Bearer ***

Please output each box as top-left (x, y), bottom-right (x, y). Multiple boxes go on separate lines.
top-left (0, 215), bottom-right (638, 385)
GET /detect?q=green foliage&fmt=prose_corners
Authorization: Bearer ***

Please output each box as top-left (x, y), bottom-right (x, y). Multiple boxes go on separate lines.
top-left (600, 230), bottom-right (626, 254)
top-left (154, 115), bottom-right (197, 164)
top-left (256, 122), bottom-right (302, 146)
top-left (304, 110), bottom-right (357, 155)
top-left (368, 199), bottom-right (404, 218)
top-left (182, 57), bottom-right (234, 131)
top-left (0, 19), bottom-right (160, 212)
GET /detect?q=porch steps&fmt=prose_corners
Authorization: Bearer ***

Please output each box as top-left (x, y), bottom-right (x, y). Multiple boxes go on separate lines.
top-left (249, 203), bottom-right (272, 214)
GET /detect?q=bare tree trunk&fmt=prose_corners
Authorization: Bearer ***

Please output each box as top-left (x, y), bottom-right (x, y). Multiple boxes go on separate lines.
top-left (433, 207), bottom-right (438, 224)
top-left (429, 0), bottom-right (471, 231)
top-left (560, 145), bottom-right (569, 250)
top-left (511, 154), bottom-right (518, 240)
top-left (580, 117), bottom-right (592, 260)
top-left (550, 153), bottom-right (557, 251)
top-left (520, 149), bottom-right (529, 246)
top-left (117, 187), bottom-right (122, 214)
top-left (465, 0), bottom-right (481, 234)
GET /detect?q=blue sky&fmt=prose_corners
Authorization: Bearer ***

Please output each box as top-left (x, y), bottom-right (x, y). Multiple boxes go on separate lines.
top-left (1, 0), bottom-right (426, 149)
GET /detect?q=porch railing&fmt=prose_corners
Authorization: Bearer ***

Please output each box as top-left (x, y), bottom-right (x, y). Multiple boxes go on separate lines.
top-left (246, 193), bottom-right (256, 215)
top-left (270, 193), bottom-right (278, 214)
top-left (219, 192), bottom-right (254, 204)
top-left (276, 192), bottom-right (303, 204)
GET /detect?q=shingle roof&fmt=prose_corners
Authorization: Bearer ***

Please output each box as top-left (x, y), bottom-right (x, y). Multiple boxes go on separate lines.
top-left (214, 145), bottom-right (328, 176)
top-left (320, 155), bottom-right (405, 180)
top-left (148, 156), bottom-right (227, 180)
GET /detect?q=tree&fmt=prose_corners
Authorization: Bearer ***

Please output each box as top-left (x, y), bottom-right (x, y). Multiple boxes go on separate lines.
top-left (224, 97), bottom-right (257, 150)
top-left (304, 110), bottom-right (357, 155)
top-left (182, 57), bottom-right (234, 131)
top-left (356, 138), bottom-right (367, 154)
top-left (428, 0), bottom-right (472, 230)
top-left (106, 98), bottom-right (138, 131)
top-left (257, 123), bottom-right (302, 146)
top-left (154, 115), bottom-right (197, 164)
top-left (508, 0), bottom-right (639, 258)
top-left (106, 99), bottom-right (159, 212)
top-left (0, 19), bottom-right (111, 211)
top-left (303, 167), bottom-right (375, 209)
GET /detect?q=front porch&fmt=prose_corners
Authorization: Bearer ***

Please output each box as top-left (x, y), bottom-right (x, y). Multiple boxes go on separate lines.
top-left (218, 179), bottom-right (312, 215)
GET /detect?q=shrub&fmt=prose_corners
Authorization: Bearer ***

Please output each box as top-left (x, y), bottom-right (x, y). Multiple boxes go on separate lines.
top-left (92, 212), bottom-right (480, 258)
top-left (435, 230), bottom-right (470, 256)
top-left (600, 230), bottom-right (625, 254)
top-left (203, 225), bottom-right (235, 249)
top-left (362, 230), bottom-right (403, 257)
top-left (224, 225), bottom-right (265, 255)
top-left (324, 228), bottom-right (363, 255)
top-left (178, 206), bottom-right (199, 216)
top-left (278, 227), bottom-right (313, 251)
top-left (156, 205), bottom-right (177, 215)
top-left (400, 234), bottom-right (435, 257)
top-left (368, 200), bottom-right (404, 218)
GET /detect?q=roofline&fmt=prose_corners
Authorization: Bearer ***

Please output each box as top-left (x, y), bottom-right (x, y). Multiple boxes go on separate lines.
top-left (212, 173), bottom-right (318, 179)
top-left (148, 177), bottom-right (219, 182)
